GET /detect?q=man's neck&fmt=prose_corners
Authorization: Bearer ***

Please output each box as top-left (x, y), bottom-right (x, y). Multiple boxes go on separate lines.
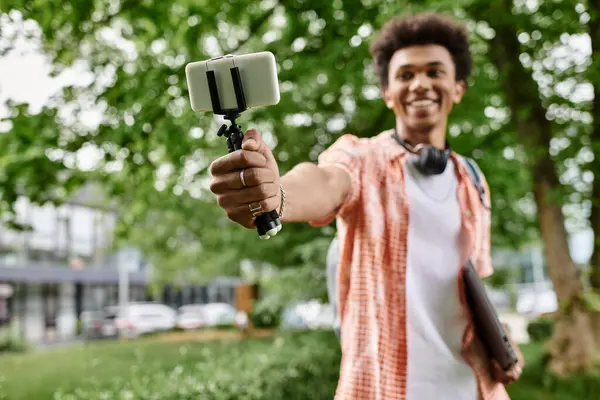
top-left (395, 119), bottom-right (447, 150)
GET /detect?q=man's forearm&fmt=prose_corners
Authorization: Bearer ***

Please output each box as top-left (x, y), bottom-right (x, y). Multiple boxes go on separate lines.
top-left (279, 162), bottom-right (350, 223)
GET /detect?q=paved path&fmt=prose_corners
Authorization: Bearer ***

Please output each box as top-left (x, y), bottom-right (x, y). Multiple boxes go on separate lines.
top-left (152, 328), bottom-right (274, 343)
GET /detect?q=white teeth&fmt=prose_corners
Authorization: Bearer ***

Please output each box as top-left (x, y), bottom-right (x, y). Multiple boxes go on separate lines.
top-left (410, 99), bottom-right (435, 107)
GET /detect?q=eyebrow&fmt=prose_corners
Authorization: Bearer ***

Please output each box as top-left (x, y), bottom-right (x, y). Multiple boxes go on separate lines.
top-left (395, 61), bottom-right (446, 70)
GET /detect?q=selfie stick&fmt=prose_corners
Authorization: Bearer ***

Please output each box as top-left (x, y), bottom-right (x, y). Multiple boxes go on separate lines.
top-left (205, 59), bottom-right (282, 240)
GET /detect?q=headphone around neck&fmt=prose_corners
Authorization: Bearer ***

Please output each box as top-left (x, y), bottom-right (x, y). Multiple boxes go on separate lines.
top-left (391, 127), bottom-right (452, 176)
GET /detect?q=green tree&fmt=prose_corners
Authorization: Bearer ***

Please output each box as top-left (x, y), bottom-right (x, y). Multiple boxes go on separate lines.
top-left (583, 0), bottom-right (600, 350)
top-left (1, 0), bottom-right (597, 373)
top-left (0, 0), bottom-right (532, 277)
top-left (589, 0), bottom-right (600, 287)
top-left (467, 0), bottom-right (599, 375)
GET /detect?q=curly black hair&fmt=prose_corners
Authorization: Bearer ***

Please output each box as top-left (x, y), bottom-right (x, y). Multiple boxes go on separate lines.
top-left (369, 12), bottom-right (472, 88)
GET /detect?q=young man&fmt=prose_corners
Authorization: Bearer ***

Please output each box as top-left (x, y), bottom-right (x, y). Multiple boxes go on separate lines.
top-left (209, 12), bottom-right (523, 400)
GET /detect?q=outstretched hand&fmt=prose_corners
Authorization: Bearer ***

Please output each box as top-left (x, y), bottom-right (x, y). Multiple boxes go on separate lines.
top-left (209, 129), bottom-right (281, 229)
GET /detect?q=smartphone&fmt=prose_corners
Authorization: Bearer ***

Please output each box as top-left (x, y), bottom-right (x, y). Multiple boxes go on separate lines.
top-left (185, 51), bottom-right (281, 113)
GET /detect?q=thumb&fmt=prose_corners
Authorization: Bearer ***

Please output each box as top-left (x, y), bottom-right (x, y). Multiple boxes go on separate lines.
top-left (242, 128), bottom-right (278, 166)
top-left (491, 360), bottom-right (503, 378)
top-left (241, 128), bottom-right (262, 152)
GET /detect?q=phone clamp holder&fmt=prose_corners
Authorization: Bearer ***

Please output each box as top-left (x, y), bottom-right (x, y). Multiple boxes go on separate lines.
top-left (205, 56), bottom-right (282, 240)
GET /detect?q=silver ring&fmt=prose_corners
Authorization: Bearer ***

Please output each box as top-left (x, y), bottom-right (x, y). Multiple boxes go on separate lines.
top-left (240, 169), bottom-right (247, 187)
top-left (249, 202), bottom-right (263, 217)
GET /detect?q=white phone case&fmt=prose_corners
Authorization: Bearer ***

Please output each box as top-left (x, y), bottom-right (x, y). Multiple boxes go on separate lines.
top-left (185, 51), bottom-right (280, 113)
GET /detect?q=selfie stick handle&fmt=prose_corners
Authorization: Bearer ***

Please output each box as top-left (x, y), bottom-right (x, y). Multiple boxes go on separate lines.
top-left (206, 62), bottom-right (281, 240)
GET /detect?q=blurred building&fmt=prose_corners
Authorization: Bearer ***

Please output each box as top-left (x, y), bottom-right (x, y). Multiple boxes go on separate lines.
top-left (491, 237), bottom-right (590, 316)
top-left (0, 185), bottom-right (239, 344)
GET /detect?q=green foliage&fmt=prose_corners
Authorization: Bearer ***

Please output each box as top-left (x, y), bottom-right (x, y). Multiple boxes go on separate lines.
top-left (213, 323), bottom-right (237, 330)
top-left (506, 341), bottom-right (600, 400)
top-left (582, 290), bottom-right (600, 312)
top-left (557, 290), bottom-right (600, 315)
top-left (0, 333), bottom-right (29, 354)
top-left (533, 368), bottom-right (600, 400)
top-left (249, 299), bottom-right (283, 328)
top-left (527, 316), bottom-right (555, 343)
top-left (0, 2), bottom-right (525, 265)
top-left (483, 268), bottom-right (511, 288)
top-left (0, 331), bottom-right (342, 400)
top-left (0, 0), bottom-right (596, 303)
top-left (0, 330), bottom-right (598, 400)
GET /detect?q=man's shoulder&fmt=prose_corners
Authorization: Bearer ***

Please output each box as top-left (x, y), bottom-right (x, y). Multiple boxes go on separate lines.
top-left (327, 129), bottom-right (402, 158)
top-left (453, 153), bottom-right (490, 208)
top-left (454, 154), bottom-right (487, 185)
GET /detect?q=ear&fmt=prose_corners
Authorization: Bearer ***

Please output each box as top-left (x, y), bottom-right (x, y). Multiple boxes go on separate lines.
top-left (382, 87), bottom-right (394, 109)
top-left (453, 80), bottom-right (466, 104)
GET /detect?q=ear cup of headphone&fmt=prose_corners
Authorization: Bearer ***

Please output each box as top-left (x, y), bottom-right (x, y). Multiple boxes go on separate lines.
top-left (417, 146), bottom-right (450, 175)
top-left (391, 127), bottom-right (451, 175)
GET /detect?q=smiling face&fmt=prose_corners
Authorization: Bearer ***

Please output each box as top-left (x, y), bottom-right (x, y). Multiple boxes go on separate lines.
top-left (383, 44), bottom-right (466, 146)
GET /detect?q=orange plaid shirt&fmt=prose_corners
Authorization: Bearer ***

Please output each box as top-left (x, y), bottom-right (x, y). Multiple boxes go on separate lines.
top-left (310, 130), bottom-right (511, 400)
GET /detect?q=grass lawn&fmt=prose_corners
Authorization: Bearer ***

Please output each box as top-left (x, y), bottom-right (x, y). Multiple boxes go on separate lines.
top-left (0, 329), bottom-right (342, 400)
top-left (0, 336), bottom-right (222, 399)
top-left (0, 330), bottom-right (598, 399)
top-left (506, 341), bottom-right (600, 400)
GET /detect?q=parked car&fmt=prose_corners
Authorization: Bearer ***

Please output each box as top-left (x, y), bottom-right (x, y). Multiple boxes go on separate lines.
top-left (280, 300), bottom-right (334, 330)
top-left (175, 304), bottom-right (206, 330)
top-left (280, 306), bottom-right (308, 330)
top-left (99, 302), bottom-right (177, 338)
top-left (176, 302), bottom-right (237, 329)
top-left (199, 302), bottom-right (237, 327)
top-left (308, 304), bottom-right (335, 330)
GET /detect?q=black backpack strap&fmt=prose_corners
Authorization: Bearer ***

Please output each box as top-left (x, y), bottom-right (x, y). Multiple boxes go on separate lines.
top-left (461, 156), bottom-right (487, 207)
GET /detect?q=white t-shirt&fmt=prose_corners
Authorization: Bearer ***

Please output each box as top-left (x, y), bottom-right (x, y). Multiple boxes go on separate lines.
top-left (404, 154), bottom-right (478, 400)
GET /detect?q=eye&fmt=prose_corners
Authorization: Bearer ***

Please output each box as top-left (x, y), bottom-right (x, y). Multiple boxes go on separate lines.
top-left (428, 69), bottom-right (442, 78)
top-left (397, 71), bottom-right (413, 80)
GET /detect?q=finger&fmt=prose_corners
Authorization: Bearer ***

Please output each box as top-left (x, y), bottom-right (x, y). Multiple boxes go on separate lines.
top-left (512, 365), bottom-right (523, 378)
top-left (242, 129), bottom-right (262, 152)
top-left (491, 360), bottom-right (502, 374)
top-left (502, 366), bottom-right (520, 384)
top-left (226, 196), bottom-right (280, 224)
top-left (491, 360), bottom-right (509, 384)
top-left (210, 167), bottom-right (275, 193)
top-left (243, 128), bottom-right (278, 168)
top-left (217, 183), bottom-right (279, 208)
top-left (210, 149), bottom-right (267, 175)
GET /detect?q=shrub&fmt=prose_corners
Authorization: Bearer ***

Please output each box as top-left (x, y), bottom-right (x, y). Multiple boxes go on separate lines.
top-left (0, 334), bottom-right (28, 354)
top-left (249, 300), bottom-right (282, 328)
top-left (527, 317), bottom-right (554, 343)
top-left (52, 330), bottom-right (341, 400)
top-left (213, 323), bottom-right (236, 330)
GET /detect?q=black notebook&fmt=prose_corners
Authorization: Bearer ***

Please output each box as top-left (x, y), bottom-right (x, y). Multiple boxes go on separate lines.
top-left (463, 259), bottom-right (519, 371)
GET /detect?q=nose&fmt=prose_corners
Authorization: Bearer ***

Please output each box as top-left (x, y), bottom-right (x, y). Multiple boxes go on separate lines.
top-left (409, 73), bottom-right (432, 92)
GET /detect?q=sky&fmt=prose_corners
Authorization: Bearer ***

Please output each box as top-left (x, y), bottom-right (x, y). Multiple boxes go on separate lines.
top-left (0, 11), bottom-right (594, 264)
